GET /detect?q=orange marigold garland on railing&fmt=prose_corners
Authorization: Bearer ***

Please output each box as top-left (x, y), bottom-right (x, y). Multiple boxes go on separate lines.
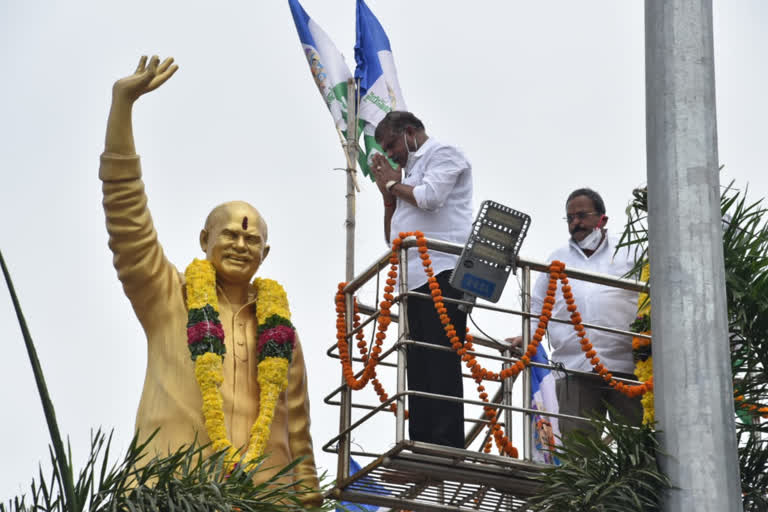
top-left (548, 260), bottom-right (653, 398)
top-left (334, 235), bottom-right (656, 458)
top-left (335, 249), bottom-right (397, 393)
top-left (335, 283), bottom-right (389, 391)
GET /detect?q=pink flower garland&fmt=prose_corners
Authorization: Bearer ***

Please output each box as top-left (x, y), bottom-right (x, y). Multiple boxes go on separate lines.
top-left (187, 322), bottom-right (225, 345)
top-left (258, 325), bottom-right (296, 352)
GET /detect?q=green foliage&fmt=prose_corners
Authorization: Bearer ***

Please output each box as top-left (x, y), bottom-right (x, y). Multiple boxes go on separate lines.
top-left (527, 414), bottom-right (669, 512)
top-left (1, 430), bottom-right (332, 512)
top-left (629, 315), bottom-right (650, 335)
top-left (721, 186), bottom-right (768, 510)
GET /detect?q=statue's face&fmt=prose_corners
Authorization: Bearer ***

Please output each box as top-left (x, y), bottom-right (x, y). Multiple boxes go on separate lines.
top-left (201, 203), bottom-right (269, 285)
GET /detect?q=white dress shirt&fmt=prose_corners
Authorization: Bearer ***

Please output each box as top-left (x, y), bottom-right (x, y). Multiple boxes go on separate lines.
top-left (390, 137), bottom-right (473, 290)
top-left (530, 233), bottom-right (638, 377)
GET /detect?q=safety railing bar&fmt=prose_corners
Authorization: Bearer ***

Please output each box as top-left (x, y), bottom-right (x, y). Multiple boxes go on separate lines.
top-left (358, 300), bottom-right (517, 350)
top-left (325, 305), bottom-right (388, 358)
top-left (397, 339), bottom-right (643, 384)
top-left (322, 397), bottom-right (502, 429)
top-left (323, 399), bottom-right (501, 428)
top-left (324, 334), bottom-right (512, 404)
top-left (400, 339), bottom-right (513, 362)
top-left (322, 395), bottom-right (400, 451)
top-left (340, 237), bottom-right (461, 296)
top-left (341, 250), bottom-right (392, 296)
top-left (323, 400), bottom-right (379, 410)
top-left (341, 236), bottom-right (648, 295)
top-left (345, 310), bottom-right (382, 337)
top-left (326, 352), bottom-right (398, 368)
top-left (322, 448), bottom-right (384, 459)
top-left (403, 389), bottom-right (592, 425)
top-left (324, 336), bottom-right (643, 405)
top-left (356, 299), bottom-right (652, 341)
top-left (522, 258), bottom-right (648, 293)
top-left (324, 332), bottom-right (409, 403)
top-left (323, 396), bottom-right (502, 429)
top-left (325, 296), bottom-right (407, 358)
top-left (406, 290), bottom-right (650, 340)
top-left (324, 386), bottom-right (595, 453)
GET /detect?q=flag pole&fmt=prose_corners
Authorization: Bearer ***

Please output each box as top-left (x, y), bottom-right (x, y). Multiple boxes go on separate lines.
top-left (344, 77), bottom-right (359, 282)
top-left (337, 77), bottom-right (359, 484)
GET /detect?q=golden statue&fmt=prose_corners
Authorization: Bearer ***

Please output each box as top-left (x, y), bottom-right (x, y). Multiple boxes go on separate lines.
top-left (99, 56), bottom-right (320, 505)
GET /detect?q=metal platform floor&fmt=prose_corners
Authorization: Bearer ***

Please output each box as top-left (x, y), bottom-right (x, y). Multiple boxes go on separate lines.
top-left (332, 441), bottom-right (547, 512)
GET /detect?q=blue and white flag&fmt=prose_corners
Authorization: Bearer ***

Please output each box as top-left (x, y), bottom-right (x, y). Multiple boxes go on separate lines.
top-left (336, 457), bottom-right (387, 512)
top-left (530, 344), bottom-right (561, 465)
top-left (354, 0), bottom-right (407, 178)
top-left (289, 0), bottom-right (353, 132)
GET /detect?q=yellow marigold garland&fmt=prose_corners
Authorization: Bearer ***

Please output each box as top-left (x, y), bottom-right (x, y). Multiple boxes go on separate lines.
top-left (633, 357), bottom-right (655, 425)
top-left (185, 260), bottom-right (295, 470)
top-left (246, 356), bottom-right (289, 462)
top-left (630, 263), bottom-right (655, 425)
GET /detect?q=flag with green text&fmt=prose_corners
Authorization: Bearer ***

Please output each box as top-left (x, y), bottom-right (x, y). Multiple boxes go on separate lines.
top-left (289, 0), bottom-right (353, 133)
top-left (354, 0), bottom-right (407, 179)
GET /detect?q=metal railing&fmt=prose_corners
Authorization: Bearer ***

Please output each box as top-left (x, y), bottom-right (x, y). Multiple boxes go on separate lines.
top-left (325, 235), bottom-right (650, 485)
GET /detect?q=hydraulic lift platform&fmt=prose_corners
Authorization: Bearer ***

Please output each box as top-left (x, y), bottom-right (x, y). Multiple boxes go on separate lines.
top-left (332, 440), bottom-right (546, 512)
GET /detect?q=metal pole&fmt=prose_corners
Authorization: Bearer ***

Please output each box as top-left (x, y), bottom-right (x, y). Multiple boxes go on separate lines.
top-left (645, 2), bottom-right (741, 510)
top-left (501, 343), bottom-right (514, 454)
top-left (501, 266), bottom-right (521, 456)
top-left (345, 78), bottom-right (358, 283)
top-left (521, 265), bottom-right (532, 461)
top-left (396, 244), bottom-right (409, 443)
top-left (336, 79), bottom-right (359, 484)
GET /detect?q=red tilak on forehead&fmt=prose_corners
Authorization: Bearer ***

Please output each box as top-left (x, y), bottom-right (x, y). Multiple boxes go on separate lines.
top-left (242, 216), bottom-right (248, 230)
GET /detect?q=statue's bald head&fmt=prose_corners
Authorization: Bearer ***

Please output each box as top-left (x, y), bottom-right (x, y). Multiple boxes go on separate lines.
top-left (200, 201), bottom-right (270, 284)
top-left (204, 201), bottom-right (268, 242)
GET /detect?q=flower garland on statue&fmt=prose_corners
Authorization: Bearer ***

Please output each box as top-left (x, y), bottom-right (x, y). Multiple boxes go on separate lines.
top-left (186, 258), bottom-right (295, 469)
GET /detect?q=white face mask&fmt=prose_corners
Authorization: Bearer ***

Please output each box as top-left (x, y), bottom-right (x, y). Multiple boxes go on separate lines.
top-left (403, 132), bottom-right (418, 167)
top-left (577, 228), bottom-right (604, 251)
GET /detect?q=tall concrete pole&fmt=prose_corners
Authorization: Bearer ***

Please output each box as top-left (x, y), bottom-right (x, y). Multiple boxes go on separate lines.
top-left (645, 1), bottom-right (742, 510)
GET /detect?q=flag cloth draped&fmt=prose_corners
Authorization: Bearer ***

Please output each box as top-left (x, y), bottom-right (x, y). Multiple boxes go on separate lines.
top-left (336, 457), bottom-right (387, 512)
top-left (354, 0), bottom-right (407, 179)
top-left (530, 344), bottom-right (561, 465)
top-left (288, 0), bottom-right (353, 132)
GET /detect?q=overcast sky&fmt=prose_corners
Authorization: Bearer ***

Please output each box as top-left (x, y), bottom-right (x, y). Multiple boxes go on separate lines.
top-left (1, 0), bottom-right (767, 500)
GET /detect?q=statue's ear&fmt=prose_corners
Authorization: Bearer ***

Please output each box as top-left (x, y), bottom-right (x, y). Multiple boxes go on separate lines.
top-left (262, 244), bottom-right (271, 263)
top-left (199, 229), bottom-right (209, 253)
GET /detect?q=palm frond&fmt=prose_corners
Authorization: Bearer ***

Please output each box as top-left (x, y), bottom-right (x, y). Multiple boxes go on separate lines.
top-left (2, 429), bottom-right (334, 512)
top-left (527, 412), bottom-right (669, 512)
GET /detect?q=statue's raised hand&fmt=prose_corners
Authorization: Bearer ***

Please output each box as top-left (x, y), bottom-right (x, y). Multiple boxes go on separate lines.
top-left (104, 56), bottom-right (179, 155)
top-left (113, 55), bottom-right (178, 103)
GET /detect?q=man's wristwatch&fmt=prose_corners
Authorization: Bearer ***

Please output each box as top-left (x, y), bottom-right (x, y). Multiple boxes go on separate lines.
top-left (385, 180), bottom-right (399, 192)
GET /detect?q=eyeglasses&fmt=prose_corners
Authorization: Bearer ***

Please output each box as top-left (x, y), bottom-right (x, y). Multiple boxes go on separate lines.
top-left (563, 211), bottom-right (600, 223)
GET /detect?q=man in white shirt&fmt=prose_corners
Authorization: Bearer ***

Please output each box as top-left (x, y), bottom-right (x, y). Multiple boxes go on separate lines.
top-left (513, 188), bottom-right (641, 438)
top-left (370, 111), bottom-right (473, 448)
